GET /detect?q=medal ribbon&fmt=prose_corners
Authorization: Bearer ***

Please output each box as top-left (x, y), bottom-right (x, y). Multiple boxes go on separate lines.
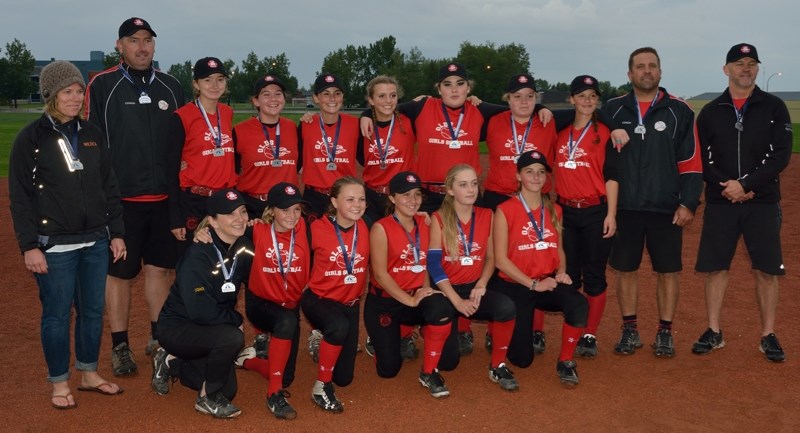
top-left (455, 211), bottom-right (476, 258)
top-left (270, 223), bottom-right (295, 290)
top-left (518, 193), bottom-right (545, 242)
top-left (373, 115), bottom-right (395, 165)
top-left (634, 89), bottom-right (660, 127)
top-left (392, 214), bottom-right (420, 266)
top-left (440, 102), bottom-right (466, 144)
top-left (261, 122), bottom-right (282, 161)
top-left (318, 115), bottom-right (342, 164)
top-left (118, 64), bottom-right (155, 98)
top-left (213, 244), bottom-right (239, 283)
top-left (511, 115), bottom-right (534, 156)
top-left (196, 99), bottom-right (222, 149)
top-left (333, 218), bottom-right (358, 275)
top-left (567, 121), bottom-right (592, 161)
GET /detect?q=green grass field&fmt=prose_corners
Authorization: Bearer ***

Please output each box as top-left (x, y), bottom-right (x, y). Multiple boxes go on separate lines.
top-left (1, 111), bottom-right (798, 178)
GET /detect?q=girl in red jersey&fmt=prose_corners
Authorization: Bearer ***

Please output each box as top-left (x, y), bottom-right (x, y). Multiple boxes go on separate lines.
top-left (300, 176), bottom-right (369, 412)
top-left (167, 57), bottom-right (237, 252)
top-left (492, 151), bottom-right (588, 387)
top-left (365, 171), bottom-right (456, 398)
top-left (549, 75), bottom-right (619, 358)
top-left (360, 76), bottom-right (416, 227)
top-left (300, 74), bottom-right (361, 219)
top-left (234, 182), bottom-right (310, 420)
top-left (233, 75), bottom-right (300, 219)
top-left (428, 164), bottom-right (519, 392)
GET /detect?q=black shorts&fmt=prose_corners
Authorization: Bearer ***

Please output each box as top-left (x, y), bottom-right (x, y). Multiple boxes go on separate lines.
top-left (476, 189), bottom-right (512, 211)
top-left (108, 199), bottom-right (178, 279)
top-left (610, 210), bottom-right (682, 273)
top-left (364, 187), bottom-right (390, 228)
top-left (695, 202), bottom-right (785, 275)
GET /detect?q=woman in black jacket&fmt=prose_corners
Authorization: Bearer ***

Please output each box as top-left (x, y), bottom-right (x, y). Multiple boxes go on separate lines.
top-left (152, 188), bottom-right (253, 419)
top-left (9, 60), bottom-right (126, 410)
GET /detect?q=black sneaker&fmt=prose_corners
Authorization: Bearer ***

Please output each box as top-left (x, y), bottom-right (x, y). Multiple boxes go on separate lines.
top-left (484, 331), bottom-right (493, 353)
top-left (760, 333), bottom-right (785, 362)
top-left (652, 328), bottom-right (675, 358)
top-left (458, 331), bottom-right (474, 355)
top-left (556, 360), bottom-right (579, 387)
top-left (364, 336), bottom-right (375, 357)
top-left (151, 347), bottom-right (170, 395)
top-left (195, 393), bottom-right (242, 419)
top-left (311, 380), bottom-right (343, 413)
top-left (400, 334), bottom-right (419, 361)
top-left (111, 342), bottom-right (138, 376)
top-left (267, 390), bottom-right (297, 419)
top-left (575, 334), bottom-right (598, 358)
top-left (532, 331), bottom-right (546, 354)
top-left (419, 370), bottom-right (450, 398)
top-left (488, 363), bottom-right (519, 392)
top-left (253, 333), bottom-right (270, 359)
top-left (691, 328), bottom-right (725, 355)
top-left (613, 326), bottom-right (642, 355)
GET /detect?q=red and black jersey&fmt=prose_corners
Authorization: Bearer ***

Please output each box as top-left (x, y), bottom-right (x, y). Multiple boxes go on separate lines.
top-left (233, 116), bottom-right (299, 195)
top-left (370, 214), bottom-right (429, 291)
top-left (307, 217), bottom-right (370, 304)
top-left (485, 112), bottom-right (557, 195)
top-left (413, 98), bottom-right (484, 184)
top-left (361, 114), bottom-right (416, 189)
top-left (432, 206), bottom-right (492, 285)
top-left (248, 218), bottom-right (310, 307)
top-left (497, 196), bottom-right (562, 282)
top-left (174, 102), bottom-right (237, 189)
top-left (553, 122), bottom-right (612, 200)
top-left (300, 113), bottom-right (359, 189)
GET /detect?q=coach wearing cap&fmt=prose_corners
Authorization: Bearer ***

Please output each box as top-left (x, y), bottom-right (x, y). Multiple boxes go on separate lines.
top-left (85, 17), bottom-right (186, 376)
top-left (692, 43), bottom-right (792, 362)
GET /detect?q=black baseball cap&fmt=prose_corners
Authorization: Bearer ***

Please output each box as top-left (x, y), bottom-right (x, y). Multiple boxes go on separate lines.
top-left (506, 73), bottom-right (537, 93)
top-left (253, 74), bottom-right (287, 96)
top-left (516, 150), bottom-right (551, 172)
top-left (570, 75), bottom-right (601, 96)
top-left (389, 171), bottom-right (423, 194)
top-left (193, 57), bottom-right (228, 80)
top-left (118, 17), bottom-right (157, 39)
top-left (438, 63), bottom-right (469, 82)
top-left (314, 73), bottom-right (342, 94)
top-left (266, 183), bottom-right (309, 209)
top-left (207, 189), bottom-right (246, 215)
top-left (726, 43), bottom-right (760, 64)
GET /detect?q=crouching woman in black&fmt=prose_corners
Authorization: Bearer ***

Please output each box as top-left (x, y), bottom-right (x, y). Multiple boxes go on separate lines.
top-left (152, 189), bottom-right (254, 419)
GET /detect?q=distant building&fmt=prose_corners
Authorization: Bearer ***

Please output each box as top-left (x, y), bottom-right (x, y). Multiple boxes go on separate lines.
top-left (688, 91), bottom-right (799, 123)
top-left (30, 51), bottom-right (161, 102)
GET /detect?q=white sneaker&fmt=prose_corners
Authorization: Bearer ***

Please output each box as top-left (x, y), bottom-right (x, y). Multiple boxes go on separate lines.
top-left (235, 346), bottom-right (256, 368)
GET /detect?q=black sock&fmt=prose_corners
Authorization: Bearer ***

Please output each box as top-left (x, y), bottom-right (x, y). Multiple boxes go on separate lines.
top-left (622, 315), bottom-right (638, 329)
top-left (111, 331), bottom-right (129, 348)
top-left (658, 320), bottom-right (673, 332)
top-left (151, 321), bottom-right (159, 340)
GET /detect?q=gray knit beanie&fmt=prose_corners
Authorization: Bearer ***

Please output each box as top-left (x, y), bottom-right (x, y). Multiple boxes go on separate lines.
top-left (40, 61), bottom-right (85, 104)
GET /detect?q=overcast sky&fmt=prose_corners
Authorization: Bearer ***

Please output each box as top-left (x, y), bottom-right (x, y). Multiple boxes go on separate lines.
top-left (2, 0), bottom-right (796, 98)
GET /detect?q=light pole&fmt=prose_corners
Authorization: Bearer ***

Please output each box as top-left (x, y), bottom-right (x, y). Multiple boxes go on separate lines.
top-left (766, 72), bottom-right (782, 92)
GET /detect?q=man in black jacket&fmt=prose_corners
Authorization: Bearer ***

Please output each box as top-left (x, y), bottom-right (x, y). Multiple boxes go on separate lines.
top-left (692, 43), bottom-right (792, 362)
top-left (85, 17), bottom-right (185, 375)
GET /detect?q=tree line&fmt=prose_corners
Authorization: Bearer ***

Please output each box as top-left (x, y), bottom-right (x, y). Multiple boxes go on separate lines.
top-left (1, 36), bottom-right (632, 108)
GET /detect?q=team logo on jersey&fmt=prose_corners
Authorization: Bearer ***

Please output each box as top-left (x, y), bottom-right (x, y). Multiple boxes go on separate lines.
top-left (557, 143), bottom-right (588, 160)
top-left (367, 140), bottom-right (399, 159)
top-left (204, 128), bottom-right (232, 146)
top-left (399, 244), bottom-right (427, 265)
top-left (504, 138), bottom-right (537, 154)
top-left (329, 246), bottom-right (365, 269)
top-left (258, 139), bottom-right (292, 160)
top-left (654, 121), bottom-right (667, 132)
top-left (435, 123), bottom-right (468, 140)
top-left (315, 138), bottom-right (348, 157)
top-left (265, 243), bottom-right (299, 267)
top-left (521, 222), bottom-right (554, 242)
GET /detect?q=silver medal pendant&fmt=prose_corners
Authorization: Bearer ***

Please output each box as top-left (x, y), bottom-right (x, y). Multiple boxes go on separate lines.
top-left (139, 94), bottom-right (152, 104)
top-left (535, 241), bottom-right (548, 250)
top-left (460, 257), bottom-right (474, 266)
top-left (449, 140), bottom-right (461, 149)
top-left (212, 148), bottom-right (225, 157)
top-left (564, 160), bottom-right (577, 170)
top-left (221, 282), bottom-right (236, 292)
top-left (634, 124), bottom-right (646, 135)
top-left (379, 161), bottom-right (387, 170)
top-left (326, 162), bottom-right (337, 171)
top-left (70, 160), bottom-right (84, 171)
top-left (410, 265), bottom-right (424, 273)
top-left (343, 274), bottom-right (357, 284)
top-left (271, 160), bottom-right (283, 167)
top-left (735, 121), bottom-right (743, 131)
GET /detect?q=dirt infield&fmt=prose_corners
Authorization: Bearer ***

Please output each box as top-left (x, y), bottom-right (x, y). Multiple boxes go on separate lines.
top-left (2, 159), bottom-right (799, 433)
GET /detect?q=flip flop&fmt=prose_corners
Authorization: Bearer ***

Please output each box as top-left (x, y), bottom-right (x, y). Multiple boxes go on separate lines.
top-left (51, 393), bottom-right (77, 410)
top-left (77, 382), bottom-right (124, 396)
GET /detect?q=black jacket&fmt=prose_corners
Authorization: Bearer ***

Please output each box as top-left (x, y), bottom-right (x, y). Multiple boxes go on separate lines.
top-left (85, 63), bottom-right (185, 198)
top-left (601, 87), bottom-right (703, 213)
top-left (9, 115), bottom-right (124, 253)
top-left (158, 230), bottom-right (254, 327)
top-left (696, 86), bottom-right (792, 204)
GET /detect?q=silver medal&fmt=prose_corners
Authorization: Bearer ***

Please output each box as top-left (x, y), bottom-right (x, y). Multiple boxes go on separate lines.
top-left (139, 94), bottom-right (152, 104)
top-left (343, 274), bottom-right (357, 284)
top-left (221, 282), bottom-right (236, 292)
top-left (460, 257), bottom-right (474, 266)
top-left (379, 161), bottom-right (387, 170)
top-left (735, 122), bottom-right (743, 131)
top-left (634, 125), bottom-right (646, 135)
top-left (70, 160), bottom-right (84, 171)
top-left (326, 162), bottom-right (337, 171)
top-left (212, 148), bottom-right (225, 157)
top-left (449, 140), bottom-right (461, 149)
top-left (564, 160), bottom-right (577, 170)
top-left (535, 241), bottom-right (548, 250)
top-left (271, 160), bottom-right (283, 167)
top-left (410, 265), bottom-right (424, 274)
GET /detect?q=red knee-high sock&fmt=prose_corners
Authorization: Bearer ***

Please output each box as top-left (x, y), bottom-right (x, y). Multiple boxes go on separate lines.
top-left (242, 357), bottom-right (270, 379)
top-left (457, 316), bottom-right (472, 333)
top-left (421, 323), bottom-right (450, 374)
top-left (584, 292), bottom-right (607, 336)
top-left (400, 324), bottom-right (414, 339)
top-left (317, 340), bottom-right (342, 383)
top-left (559, 322), bottom-right (583, 362)
top-left (490, 319), bottom-right (515, 368)
top-left (533, 308), bottom-right (544, 332)
top-left (267, 337), bottom-right (292, 396)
